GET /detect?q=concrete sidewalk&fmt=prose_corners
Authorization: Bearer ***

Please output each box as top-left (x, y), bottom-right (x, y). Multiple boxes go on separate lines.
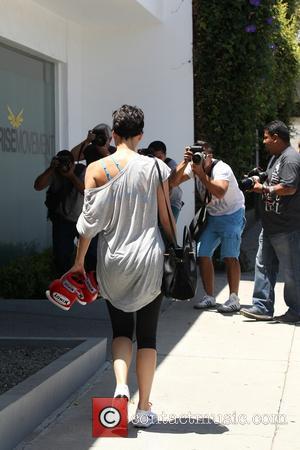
top-left (16, 272), bottom-right (300, 450)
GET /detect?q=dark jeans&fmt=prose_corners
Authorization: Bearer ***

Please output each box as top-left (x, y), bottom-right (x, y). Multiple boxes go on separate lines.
top-left (252, 229), bottom-right (300, 316)
top-left (52, 215), bottom-right (77, 277)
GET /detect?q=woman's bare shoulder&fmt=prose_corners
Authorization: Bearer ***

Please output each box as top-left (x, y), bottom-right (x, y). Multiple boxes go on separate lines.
top-left (85, 160), bottom-right (106, 189)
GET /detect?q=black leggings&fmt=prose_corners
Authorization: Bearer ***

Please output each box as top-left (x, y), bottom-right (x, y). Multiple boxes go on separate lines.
top-left (106, 294), bottom-right (163, 350)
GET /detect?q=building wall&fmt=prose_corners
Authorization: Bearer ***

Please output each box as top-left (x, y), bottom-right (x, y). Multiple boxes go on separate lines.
top-left (0, 0), bottom-right (194, 255)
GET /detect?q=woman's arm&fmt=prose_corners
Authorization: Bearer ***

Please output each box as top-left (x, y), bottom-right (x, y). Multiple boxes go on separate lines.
top-left (68, 236), bottom-right (91, 276)
top-left (67, 165), bottom-right (100, 276)
top-left (157, 180), bottom-right (176, 244)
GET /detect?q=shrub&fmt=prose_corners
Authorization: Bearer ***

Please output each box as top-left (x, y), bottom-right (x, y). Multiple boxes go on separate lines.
top-left (0, 242), bottom-right (38, 267)
top-left (0, 249), bottom-right (56, 299)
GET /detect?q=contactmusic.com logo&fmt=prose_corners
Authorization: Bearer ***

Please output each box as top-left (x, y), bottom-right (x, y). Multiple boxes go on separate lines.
top-left (92, 398), bottom-right (128, 437)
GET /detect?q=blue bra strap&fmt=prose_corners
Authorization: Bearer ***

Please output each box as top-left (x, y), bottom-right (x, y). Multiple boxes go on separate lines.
top-left (99, 159), bottom-right (112, 181)
top-left (110, 155), bottom-right (122, 172)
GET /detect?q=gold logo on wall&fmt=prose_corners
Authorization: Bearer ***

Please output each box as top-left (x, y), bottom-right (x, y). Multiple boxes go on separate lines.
top-left (7, 105), bottom-right (24, 129)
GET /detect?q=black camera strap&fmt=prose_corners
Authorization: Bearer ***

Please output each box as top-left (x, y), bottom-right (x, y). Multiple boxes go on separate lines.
top-left (196, 159), bottom-right (219, 206)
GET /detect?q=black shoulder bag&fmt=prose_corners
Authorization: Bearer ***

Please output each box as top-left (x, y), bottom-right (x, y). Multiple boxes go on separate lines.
top-left (189, 160), bottom-right (219, 242)
top-left (155, 160), bottom-right (197, 300)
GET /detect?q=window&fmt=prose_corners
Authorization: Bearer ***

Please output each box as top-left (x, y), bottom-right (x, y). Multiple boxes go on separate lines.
top-left (0, 43), bottom-right (55, 264)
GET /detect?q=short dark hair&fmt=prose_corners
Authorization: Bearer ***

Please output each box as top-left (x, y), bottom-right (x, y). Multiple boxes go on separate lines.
top-left (92, 123), bottom-right (112, 141)
top-left (148, 140), bottom-right (166, 154)
top-left (57, 149), bottom-right (74, 162)
top-left (264, 120), bottom-right (290, 143)
top-left (195, 140), bottom-right (213, 152)
top-left (112, 105), bottom-right (144, 139)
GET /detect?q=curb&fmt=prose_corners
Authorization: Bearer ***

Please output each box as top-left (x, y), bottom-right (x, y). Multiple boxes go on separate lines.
top-left (0, 337), bottom-right (107, 450)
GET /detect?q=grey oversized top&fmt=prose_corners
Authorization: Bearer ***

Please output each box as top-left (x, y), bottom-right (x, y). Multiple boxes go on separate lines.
top-left (77, 154), bottom-right (170, 312)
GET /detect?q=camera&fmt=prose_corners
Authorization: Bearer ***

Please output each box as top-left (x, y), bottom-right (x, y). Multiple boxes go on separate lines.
top-left (188, 145), bottom-right (207, 165)
top-left (240, 168), bottom-right (268, 192)
top-left (52, 153), bottom-right (73, 173)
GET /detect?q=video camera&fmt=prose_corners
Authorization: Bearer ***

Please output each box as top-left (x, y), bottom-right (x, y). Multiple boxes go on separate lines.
top-left (240, 167), bottom-right (268, 192)
top-left (187, 145), bottom-right (207, 165)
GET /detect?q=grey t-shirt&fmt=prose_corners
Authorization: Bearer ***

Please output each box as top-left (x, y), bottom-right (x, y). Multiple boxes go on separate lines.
top-left (77, 155), bottom-right (170, 312)
top-left (261, 146), bottom-right (300, 235)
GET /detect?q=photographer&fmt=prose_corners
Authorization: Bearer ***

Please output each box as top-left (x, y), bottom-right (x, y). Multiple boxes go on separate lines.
top-left (170, 141), bottom-right (245, 313)
top-left (241, 120), bottom-right (300, 324)
top-left (34, 150), bottom-right (85, 276)
top-left (71, 123), bottom-right (115, 162)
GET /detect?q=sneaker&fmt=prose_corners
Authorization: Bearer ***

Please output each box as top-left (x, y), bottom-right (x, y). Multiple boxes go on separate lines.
top-left (193, 294), bottom-right (216, 310)
top-left (132, 404), bottom-right (158, 428)
top-left (113, 384), bottom-right (130, 400)
top-left (240, 306), bottom-right (273, 321)
top-left (218, 293), bottom-right (241, 313)
top-left (272, 310), bottom-right (300, 324)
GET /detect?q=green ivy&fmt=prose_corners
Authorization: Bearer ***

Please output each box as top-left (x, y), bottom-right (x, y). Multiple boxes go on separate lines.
top-left (193, 0), bottom-right (300, 178)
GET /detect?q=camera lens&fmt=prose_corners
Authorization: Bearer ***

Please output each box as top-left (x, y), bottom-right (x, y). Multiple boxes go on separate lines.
top-left (192, 152), bottom-right (204, 165)
top-left (240, 178), bottom-right (254, 192)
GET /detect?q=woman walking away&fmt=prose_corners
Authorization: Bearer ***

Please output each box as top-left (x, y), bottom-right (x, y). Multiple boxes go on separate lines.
top-left (68, 104), bottom-right (175, 427)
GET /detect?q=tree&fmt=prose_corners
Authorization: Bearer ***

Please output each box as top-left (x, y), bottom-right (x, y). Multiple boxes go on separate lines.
top-left (193, 0), bottom-right (300, 178)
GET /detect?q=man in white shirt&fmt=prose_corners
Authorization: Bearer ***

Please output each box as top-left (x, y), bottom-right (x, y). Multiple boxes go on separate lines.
top-left (169, 141), bottom-right (245, 312)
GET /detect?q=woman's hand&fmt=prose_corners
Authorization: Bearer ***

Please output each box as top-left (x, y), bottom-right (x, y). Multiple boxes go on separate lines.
top-left (65, 235), bottom-right (92, 278)
top-left (66, 261), bottom-right (86, 278)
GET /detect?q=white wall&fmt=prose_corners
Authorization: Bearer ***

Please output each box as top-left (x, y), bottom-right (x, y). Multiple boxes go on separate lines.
top-left (78, 0), bottom-right (195, 236)
top-left (0, 0), bottom-right (195, 249)
top-left (0, 0), bottom-right (67, 62)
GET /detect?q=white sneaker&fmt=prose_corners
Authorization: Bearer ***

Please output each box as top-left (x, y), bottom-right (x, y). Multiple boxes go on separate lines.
top-left (132, 405), bottom-right (158, 428)
top-left (113, 384), bottom-right (130, 400)
top-left (193, 294), bottom-right (216, 309)
top-left (218, 293), bottom-right (240, 313)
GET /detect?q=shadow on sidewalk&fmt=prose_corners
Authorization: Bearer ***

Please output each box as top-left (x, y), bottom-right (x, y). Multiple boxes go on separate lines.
top-left (127, 419), bottom-right (228, 437)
